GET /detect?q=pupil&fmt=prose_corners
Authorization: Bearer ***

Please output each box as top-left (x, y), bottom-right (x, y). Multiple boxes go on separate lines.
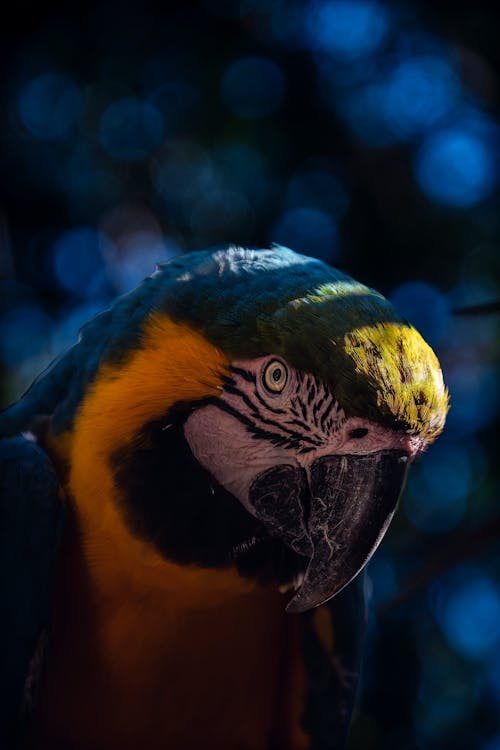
top-left (272, 368), bottom-right (282, 382)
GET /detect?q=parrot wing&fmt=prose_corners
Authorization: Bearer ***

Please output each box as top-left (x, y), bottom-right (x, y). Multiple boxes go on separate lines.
top-left (0, 436), bottom-right (65, 749)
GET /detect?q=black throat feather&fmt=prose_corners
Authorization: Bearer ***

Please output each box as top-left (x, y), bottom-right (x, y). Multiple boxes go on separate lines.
top-left (110, 403), bottom-right (305, 587)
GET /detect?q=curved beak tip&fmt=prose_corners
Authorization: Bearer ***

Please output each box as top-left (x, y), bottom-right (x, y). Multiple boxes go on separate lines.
top-left (284, 569), bottom-right (352, 614)
top-left (285, 593), bottom-right (319, 615)
top-left (283, 450), bottom-right (410, 614)
top-left (248, 450), bottom-right (409, 615)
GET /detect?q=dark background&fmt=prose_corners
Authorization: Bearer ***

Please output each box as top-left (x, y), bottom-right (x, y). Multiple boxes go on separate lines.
top-left (0, 2), bottom-right (499, 748)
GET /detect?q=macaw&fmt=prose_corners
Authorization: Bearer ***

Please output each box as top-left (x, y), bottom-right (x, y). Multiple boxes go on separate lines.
top-left (0, 245), bottom-right (448, 750)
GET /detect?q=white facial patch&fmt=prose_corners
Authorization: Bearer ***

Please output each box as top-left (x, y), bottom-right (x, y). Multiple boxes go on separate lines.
top-left (184, 403), bottom-right (290, 514)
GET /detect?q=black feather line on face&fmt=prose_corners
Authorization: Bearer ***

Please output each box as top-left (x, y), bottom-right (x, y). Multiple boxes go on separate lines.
top-left (229, 366), bottom-right (257, 383)
top-left (222, 371), bottom-right (323, 445)
top-left (204, 397), bottom-right (304, 450)
top-left (207, 392), bottom-right (321, 450)
top-left (286, 418), bottom-right (313, 433)
top-left (110, 402), bottom-right (305, 584)
top-left (319, 397), bottom-right (338, 433)
top-left (253, 388), bottom-right (287, 415)
top-left (312, 396), bottom-right (325, 421)
top-left (222, 366), bottom-right (343, 449)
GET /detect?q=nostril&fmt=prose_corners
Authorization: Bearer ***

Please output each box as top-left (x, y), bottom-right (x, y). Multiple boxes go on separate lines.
top-left (349, 427), bottom-right (368, 439)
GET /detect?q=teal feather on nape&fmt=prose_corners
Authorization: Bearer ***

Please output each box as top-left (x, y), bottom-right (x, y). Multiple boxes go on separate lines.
top-left (162, 244), bottom-right (353, 336)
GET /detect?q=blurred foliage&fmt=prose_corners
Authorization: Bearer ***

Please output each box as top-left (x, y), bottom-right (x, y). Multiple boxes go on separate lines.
top-left (0, 1), bottom-right (499, 748)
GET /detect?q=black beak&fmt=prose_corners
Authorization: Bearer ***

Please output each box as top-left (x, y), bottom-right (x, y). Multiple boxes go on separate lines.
top-left (249, 450), bottom-right (409, 614)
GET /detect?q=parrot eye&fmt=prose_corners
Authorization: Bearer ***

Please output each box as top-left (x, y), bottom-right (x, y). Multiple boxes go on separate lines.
top-left (263, 359), bottom-right (288, 393)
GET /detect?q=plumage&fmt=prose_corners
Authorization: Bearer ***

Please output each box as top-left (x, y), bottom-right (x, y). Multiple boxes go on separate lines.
top-left (0, 245), bottom-right (448, 749)
top-left (0, 244), bottom-right (447, 439)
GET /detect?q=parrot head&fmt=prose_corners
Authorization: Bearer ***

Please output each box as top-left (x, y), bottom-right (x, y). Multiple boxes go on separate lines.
top-left (0, 245), bottom-right (448, 612)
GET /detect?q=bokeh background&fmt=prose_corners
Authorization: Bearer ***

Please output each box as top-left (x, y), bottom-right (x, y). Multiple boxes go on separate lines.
top-left (1, 1), bottom-right (499, 748)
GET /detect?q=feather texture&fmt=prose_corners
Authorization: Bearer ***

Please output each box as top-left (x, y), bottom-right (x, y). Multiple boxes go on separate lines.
top-left (0, 245), bottom-right (447, 441)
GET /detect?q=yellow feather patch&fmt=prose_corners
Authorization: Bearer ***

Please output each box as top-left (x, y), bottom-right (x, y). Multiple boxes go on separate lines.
top-left (344, 322), bottom-right (449, 442)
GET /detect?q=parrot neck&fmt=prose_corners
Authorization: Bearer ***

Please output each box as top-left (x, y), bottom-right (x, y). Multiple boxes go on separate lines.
top-left (46, 426), bottom-right (261, 605)
top-left (41, 314), bottom-right (254, 601)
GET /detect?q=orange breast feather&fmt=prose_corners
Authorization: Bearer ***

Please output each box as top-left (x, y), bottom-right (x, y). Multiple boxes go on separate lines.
top-left (27, 314), bottom-right (309, 750)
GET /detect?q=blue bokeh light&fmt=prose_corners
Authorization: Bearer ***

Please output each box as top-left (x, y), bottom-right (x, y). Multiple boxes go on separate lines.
top-left (367, 554), bottom-right (397, 605)
top-left (106, 231), bottom-right (179, 293)
top-left (0, 280), bottom-right (37, 315)
top-left (271, 3), bottom-right (306, 48)
top-left (316, 51), bottom-right (379, 93)
top-left (51, 227), bottom-right (112, 298)
top-left (306, 0), bottom-right (390, 61)
top-left (488, 651), bottom-right (500, 704)
top-left (154, 141), bottom-right (215, 222)
top-left (17, 73), bottom-right (83, 141)
top-left (445, 282), bottom-right (499, 367)
top-left (141, 50), bottom-right (198, 92)
top-left (148, 82), bottom-right (201, 133)
top-left (190, 189), bottom-right (253, 238)
top-left (336, 55), bottom-right (460, 146)
top-left (415, 127), bottom-right (497, 207)
top-left (285, 168), bottom-right (349, 217)
top-left (337, 83), bottom-right (400, 148)
top-left (390, 281), bottom-right (452, 347)
top-left (271, 207), bottom-right (339, 262)
top-left (0, 305), bottom-right (52, 367)
top-left (382, 56), bottom-right (459, 138)
top-left (62, 145), bottom-right (124, 216)
top-left (404, 442), bottom-right (470, 533)
top-left (450, 278), bottom-right (500, 311)
top-left (433, 569), bottom-right (500, 660)
top-left (99, 97), bottom-right (164, 160)
top-left (220, 57), bottom-right (285, 119)
top-left (417, 692), bottom-right (474, 741)
top-left (444, 362), bottom-right (499, 435)
top-left (212, 143), bottom-right (272, 207)
top-left (417, 653), bottom-right (478, 739)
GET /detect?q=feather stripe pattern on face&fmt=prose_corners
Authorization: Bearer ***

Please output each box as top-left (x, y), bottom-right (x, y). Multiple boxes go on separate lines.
top-left (206, 363), bottom-right (345, 454)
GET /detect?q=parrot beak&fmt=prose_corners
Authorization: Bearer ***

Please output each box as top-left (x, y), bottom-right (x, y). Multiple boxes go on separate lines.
top-left (249, 450), bottom-right (409, 614)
